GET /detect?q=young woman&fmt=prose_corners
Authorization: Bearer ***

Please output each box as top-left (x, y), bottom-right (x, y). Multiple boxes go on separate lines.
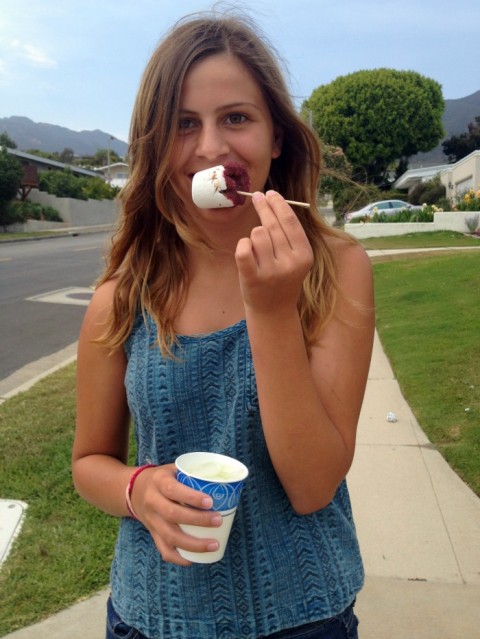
top-left (73, 11), bottom-right (374, 639)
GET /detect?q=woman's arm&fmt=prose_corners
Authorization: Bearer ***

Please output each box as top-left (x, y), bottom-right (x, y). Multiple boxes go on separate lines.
top-left (73, 279), bottom-right (133, 515)
top-left (72, 280), bottom-right (223, 564)
top-left (236, 191), bottom-right (375, 514)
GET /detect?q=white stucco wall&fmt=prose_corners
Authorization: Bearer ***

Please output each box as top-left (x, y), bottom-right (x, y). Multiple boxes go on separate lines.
top-left (345, 211), bottom-right (479, 239)
top-left (26, 189), bottom-right (120, 227)
top-left (440, 151), bottom-right (480, 202)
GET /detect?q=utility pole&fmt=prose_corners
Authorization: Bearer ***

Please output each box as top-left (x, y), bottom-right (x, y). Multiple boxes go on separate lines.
top-left (107, 135), bottom-right (114, 182)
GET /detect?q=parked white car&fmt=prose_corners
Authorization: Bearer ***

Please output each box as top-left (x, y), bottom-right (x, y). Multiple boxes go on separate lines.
top-left (345, 199), bottom-right (421, 222)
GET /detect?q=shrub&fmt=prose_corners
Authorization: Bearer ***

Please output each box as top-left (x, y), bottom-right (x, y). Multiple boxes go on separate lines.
top-left (82, 176), bottom-right (119, 200)
top-left (465, 213), bottom-right (479, 233)
top-left (408, 206), bottom-right (435, 222)
top-left (349, 204), bottom-right (436, 224)
top-left (38, 169), bottom-right (119, 201)
top-left (0, 201), bottom-right (27, 231)
top-left (0, 147), bottom-right (24, 230)
top-left (42, 205), bottom-right (63, 222)
top-left (39, 169), bottom-right (86, 199)
top-left (436, 197), bottom-right (452, 211)
top-left (5, 200), bottom-right (63, 225)
top-left (409, 175), bottom-right (446, 206)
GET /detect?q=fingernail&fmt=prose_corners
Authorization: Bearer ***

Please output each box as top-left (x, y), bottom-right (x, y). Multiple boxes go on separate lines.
top-left (207, 541), bottom-right (219, 551)
top-left (266, 189), bottom-right (278, 197)
top-left (201, 497), bottom-right (213, 508)
top-left (252, 191), bottom-right (264, 203)
top-left (211, 514), bottom-right (223, 526)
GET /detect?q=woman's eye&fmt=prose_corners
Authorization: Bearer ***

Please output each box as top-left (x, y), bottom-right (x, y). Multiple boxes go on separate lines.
top-left (226, 113), bottom-right (247, 125)
top-left (178, 118), bottom-right (195, 131)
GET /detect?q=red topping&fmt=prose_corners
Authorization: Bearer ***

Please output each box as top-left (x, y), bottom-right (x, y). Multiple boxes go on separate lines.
top-left (222, 161), bottom-right (250, 206)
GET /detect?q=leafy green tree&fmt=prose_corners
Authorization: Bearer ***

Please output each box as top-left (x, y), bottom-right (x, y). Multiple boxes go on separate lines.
top-left (0, 147), bottom-right (24, 230)
top-left (303, 69), bottom-right (444, 185)
top-left (25, 149), bottom-right (60, 160)
top-left (92, 148), bottom-right (121, 166)
top-left (59, 147), bottom-right (75, 164)
top-left (0, 132), bottom-right (17, 149)
top-left (442, 116), bottom-right (480, 162)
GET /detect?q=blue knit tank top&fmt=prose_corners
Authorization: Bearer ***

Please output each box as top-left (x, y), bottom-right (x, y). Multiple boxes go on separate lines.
top-left (110, 314), bottom-right (364, 638)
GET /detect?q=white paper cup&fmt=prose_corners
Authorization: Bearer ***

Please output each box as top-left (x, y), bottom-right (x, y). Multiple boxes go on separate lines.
top-left (175, 452), bottom-right (248, 563)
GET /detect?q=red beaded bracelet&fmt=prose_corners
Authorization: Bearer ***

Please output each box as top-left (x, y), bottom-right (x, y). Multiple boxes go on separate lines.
top-left (125, 464), bottom-right (157, 520)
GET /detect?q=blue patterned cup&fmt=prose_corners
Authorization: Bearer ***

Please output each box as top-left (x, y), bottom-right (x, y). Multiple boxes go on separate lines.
top-left (175, 452), bottom-right (249, 563)
top-left (175, 452), bottom-right (248, 511)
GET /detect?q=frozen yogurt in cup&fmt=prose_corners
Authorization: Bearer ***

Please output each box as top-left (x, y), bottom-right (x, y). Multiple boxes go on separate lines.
top-left (175, 452), bottom-right (248, 563)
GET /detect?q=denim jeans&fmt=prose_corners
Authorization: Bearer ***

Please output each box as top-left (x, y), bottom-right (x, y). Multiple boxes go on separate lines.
top-left (106, 596), bottom-right (146, 639)
top-left (262, 602), bottom-right (358, 638)
top-left (106, 596), bottom-right (358, 639)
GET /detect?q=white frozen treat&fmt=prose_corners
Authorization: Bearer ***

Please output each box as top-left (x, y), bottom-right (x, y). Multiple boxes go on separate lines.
top-left (191, 162), bottom-right (250, 209)
top-left (191, 165), bottom-right (233, 208)
top-left (187, 460), bottom-right (246, 482)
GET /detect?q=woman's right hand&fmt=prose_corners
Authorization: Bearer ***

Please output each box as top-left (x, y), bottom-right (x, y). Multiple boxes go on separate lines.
top-left (130, 463), bottom-right (223, 565)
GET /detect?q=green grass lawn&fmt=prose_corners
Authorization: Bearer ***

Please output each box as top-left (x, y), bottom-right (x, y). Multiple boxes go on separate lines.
top-left (361, 230), bottom-right (480, 250)
top-left (0, 233), bottom-right (479, 633)
top-left (0, 365), bottom-right (120, 633)
top-left (373, 252), bottom-right (480, 496)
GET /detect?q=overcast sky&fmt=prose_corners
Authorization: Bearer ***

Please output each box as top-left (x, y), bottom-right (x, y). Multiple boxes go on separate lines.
top-left (0, 0), bottom-right (477, 143)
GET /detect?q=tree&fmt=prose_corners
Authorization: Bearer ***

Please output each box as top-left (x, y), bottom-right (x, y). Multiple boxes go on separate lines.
top-left (442, 116), bottom-right (480, 162)
top-left (303, 69), bottom-right (444, 185)
top-left (25, 149), bottom-right (60, 160)
top-left (59, 147), bottom-right (75, 164)
top-left (0, 132), bottom-right (17, 149)
top-left (92, 148), bottom-right (121, 167)
top-left (0, 147), bottom-right (24, 230)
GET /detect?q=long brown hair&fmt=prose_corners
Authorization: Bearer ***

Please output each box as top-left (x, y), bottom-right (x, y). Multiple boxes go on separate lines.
top-left (97, 11), bottom-right (350, 356)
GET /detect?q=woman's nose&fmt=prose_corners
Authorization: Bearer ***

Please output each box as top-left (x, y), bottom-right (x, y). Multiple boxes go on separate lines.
top-left (195, 123), bottom-right (229, 160)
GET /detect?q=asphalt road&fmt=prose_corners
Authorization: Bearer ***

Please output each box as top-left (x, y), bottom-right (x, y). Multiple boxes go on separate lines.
top-left (0, 232), bottom-right (110, 380)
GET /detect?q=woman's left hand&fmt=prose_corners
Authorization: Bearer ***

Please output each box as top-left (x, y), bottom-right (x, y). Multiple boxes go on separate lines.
top-left (235, 190), bottom-right (313, 316)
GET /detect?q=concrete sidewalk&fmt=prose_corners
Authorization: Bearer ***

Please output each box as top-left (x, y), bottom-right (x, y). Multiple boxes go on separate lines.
top-left (351, 332), bottom-right (480, 638)
top-left (2, 324), bottom-right (480, 637)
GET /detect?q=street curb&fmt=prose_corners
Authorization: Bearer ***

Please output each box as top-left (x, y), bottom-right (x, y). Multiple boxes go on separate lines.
top-left (0, 225), bottom-right (114, 244)
top-left (0, 343), bottom-right (78, 404)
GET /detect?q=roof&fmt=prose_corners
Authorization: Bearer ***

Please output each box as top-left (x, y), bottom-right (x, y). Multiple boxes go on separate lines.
top-left (393, 163), bottom-right (449, 190)
top-left (5, 147), bottom-right (101, 179)
top-left (94, 162), bottom-right (129, 172)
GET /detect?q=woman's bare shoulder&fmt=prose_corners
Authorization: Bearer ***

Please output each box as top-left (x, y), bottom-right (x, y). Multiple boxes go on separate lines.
top-left (324, 232), bottom-right (371, 274)
top-left (81, 278), bottom-right (119, 340)
top-left (321, 233), bottom-right (374, 319)
top-left (90, 277), bottom-right (120, 308)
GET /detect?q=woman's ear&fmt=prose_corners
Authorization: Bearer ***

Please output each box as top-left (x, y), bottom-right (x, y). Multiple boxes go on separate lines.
top-left (271, 126), bottom-right (284, 159)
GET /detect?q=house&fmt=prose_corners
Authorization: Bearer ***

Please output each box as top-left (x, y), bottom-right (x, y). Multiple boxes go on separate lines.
top-left (94, 162), bottom-right (129, 188)
top-left (394, 151), bottom-right (480, 203)
top-left (4, 146), bottom-right (106, 202)
top-left (439, 151), bottom-right (480, 201)
top-left (5, 147), bottom-right (101, 179)
top-left (393, 163), bottom-right (450, 194)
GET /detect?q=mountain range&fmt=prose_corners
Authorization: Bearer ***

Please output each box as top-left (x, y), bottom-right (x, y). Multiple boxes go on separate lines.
top-left (0, 116), bottom-right (128, 157)
top-left (1, 89), bottom-right (479, 165)
top-left (409, 89), bottom-right (480, 167)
